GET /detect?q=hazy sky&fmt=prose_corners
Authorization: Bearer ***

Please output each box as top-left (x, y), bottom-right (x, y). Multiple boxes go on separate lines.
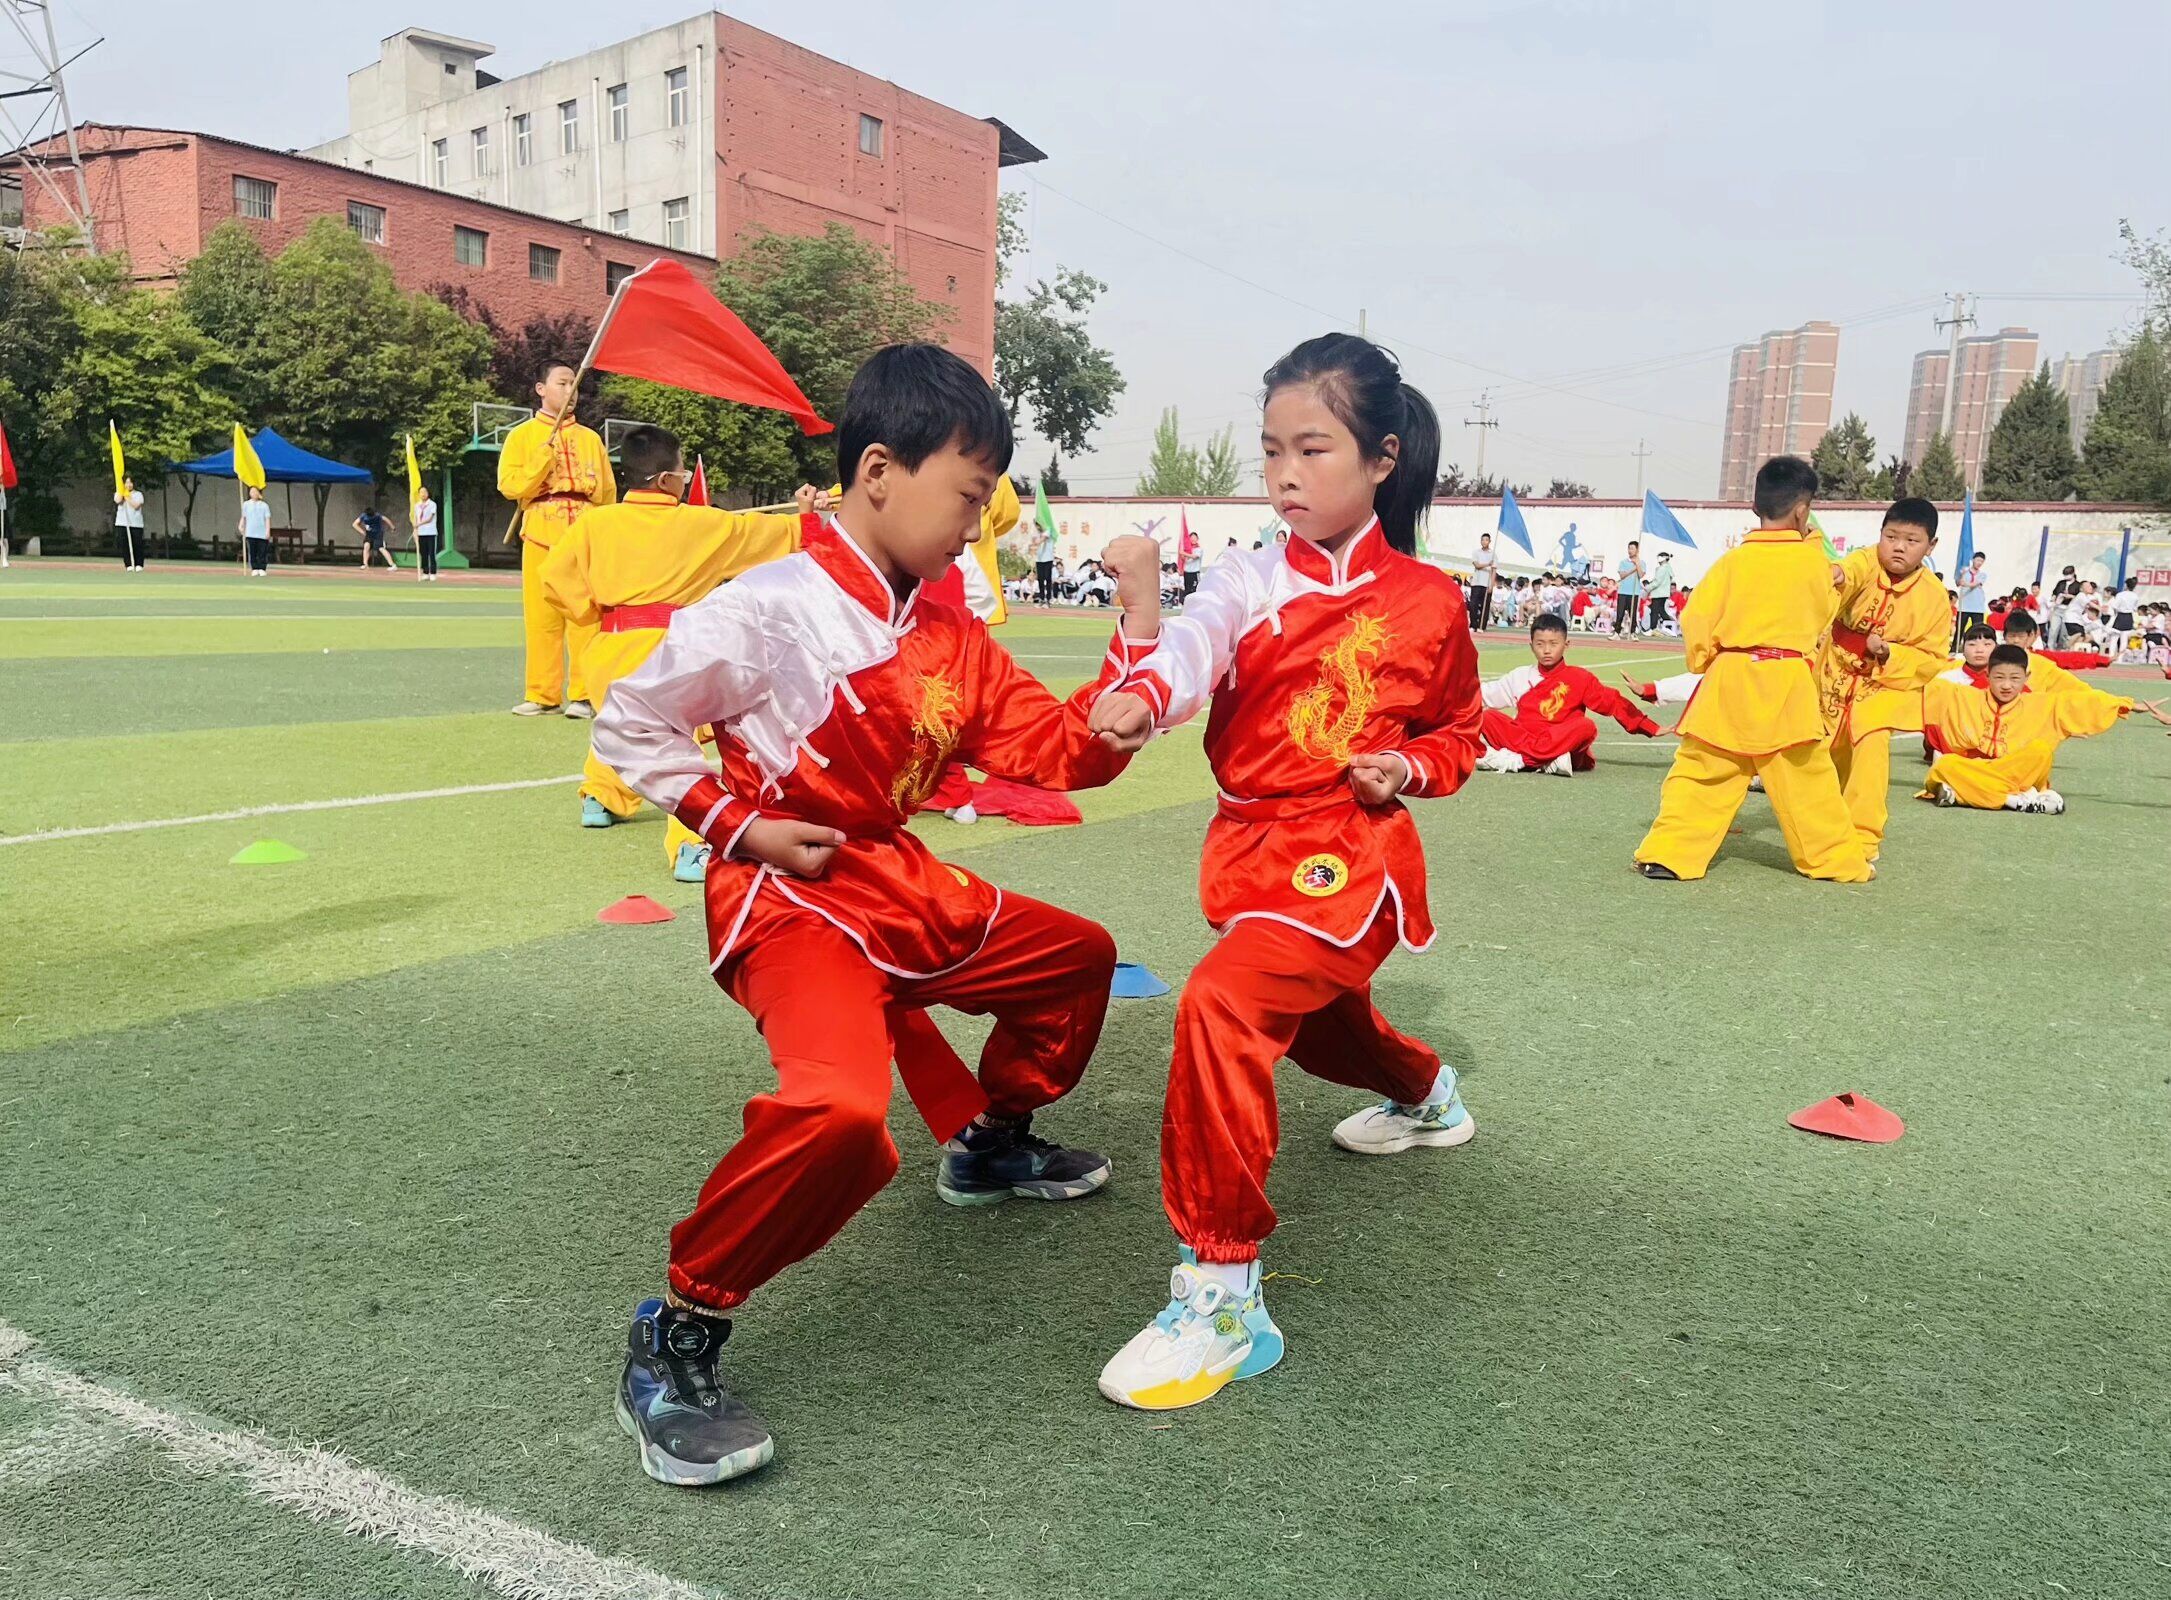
top-left (21, 0), bottom-right (2164, 497)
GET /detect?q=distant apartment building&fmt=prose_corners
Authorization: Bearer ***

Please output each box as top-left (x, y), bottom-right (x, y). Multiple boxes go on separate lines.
top-left (1718, 321), bottom-right (1839, 500)
top-left (1901, 327), bottom-right (2038, 490)
top-left (2052, 348), bottom-right (2123, 447)
top-left (301, 16), bottom-right (1043, 371)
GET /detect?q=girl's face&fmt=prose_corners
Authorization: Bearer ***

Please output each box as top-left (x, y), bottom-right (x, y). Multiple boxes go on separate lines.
top-left (1261, 382), bottom-right (1394, 545)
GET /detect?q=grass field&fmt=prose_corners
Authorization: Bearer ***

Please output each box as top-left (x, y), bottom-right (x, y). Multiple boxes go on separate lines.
top-left (4, 561), bottom-right (2169, 1600)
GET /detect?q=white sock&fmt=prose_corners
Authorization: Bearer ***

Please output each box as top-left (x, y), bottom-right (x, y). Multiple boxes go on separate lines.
top-left (1198, 1260), bottom-right (1254, 1294)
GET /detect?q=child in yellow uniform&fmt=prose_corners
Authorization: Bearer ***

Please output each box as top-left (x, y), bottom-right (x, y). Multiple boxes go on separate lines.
top-left (499, 360), bottom-right (616, 717)
top-left (1633, 456), bottom-right (1871, 883)
top-left (1919, 644), bottom-right (2168, 813)
top-left (2000, 612), bottom-right (2112, 697)
top-left (542, 426), bottom-right (813, 881)
top-left (1818, 497), bottom-right (1955, 860)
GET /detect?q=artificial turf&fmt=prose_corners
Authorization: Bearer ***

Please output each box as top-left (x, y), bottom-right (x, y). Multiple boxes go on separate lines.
top-left (3, 563), bottom-right (2167, 1599)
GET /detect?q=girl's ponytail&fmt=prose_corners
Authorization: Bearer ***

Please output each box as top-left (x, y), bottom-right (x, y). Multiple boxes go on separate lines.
top-left (1262, 332), bottom-right (1439, 555)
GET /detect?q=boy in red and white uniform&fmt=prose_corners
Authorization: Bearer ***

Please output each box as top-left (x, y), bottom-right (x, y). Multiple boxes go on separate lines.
top-left (1475, 611), bottom-right (1660, 773)
top-left (1082, 334), bottom-right (1485, 1412)
top-left (592, 345), bottom-right (1162, 1484)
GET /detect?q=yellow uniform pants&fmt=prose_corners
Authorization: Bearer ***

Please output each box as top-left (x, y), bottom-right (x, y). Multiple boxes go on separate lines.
top-left (1636, 733), bottom-right (1873, 882)
top-left (578, 626), bottom-right (703, 866)
top-left (521, 539), bottom-right (595, 708)
top-left (1922, 741), bottom-right (2057, 810)
top-left (1830, 727), bottom-right (1893, 860)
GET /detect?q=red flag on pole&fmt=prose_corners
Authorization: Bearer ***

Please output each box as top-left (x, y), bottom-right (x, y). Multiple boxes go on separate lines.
top-left (580, 260), bottom-right (831, 435)
top-left (0, 418), bottom-right (16, 490)
top-left (687, 455), bottom-right (709, 506)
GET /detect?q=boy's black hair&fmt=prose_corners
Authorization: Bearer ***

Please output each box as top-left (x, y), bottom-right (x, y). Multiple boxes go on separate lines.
top-left (1987, 643), bottom-right (2030, 671)
top-left (1531, 612), bottom-right (1568, 637)
top-left (1261, 332), bottom-right (1441, 556)
top-left (535, 356), bottom-right (579, 383)
top-left (617, 424), bottom-right (682, 488)
top-left (836, 343), bottom-right (1013, 489)
top-left (1961, 622), bottom-right (1996, 643)
top-left (2001, 611), bottom-right (2042, 640)
top-left (1752, 455), bottom-right (1819, 520)
top-left (1882, 496), bottom-right (1939, 536)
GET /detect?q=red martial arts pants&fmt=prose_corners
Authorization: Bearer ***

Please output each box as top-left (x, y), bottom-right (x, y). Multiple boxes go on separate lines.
top-left (1481, 707), bottom-right (1599, 769)
top-left (667, 895), bottom-right (1116, 1311)
top-left (1163, 908), bottom-right (1439, 1263)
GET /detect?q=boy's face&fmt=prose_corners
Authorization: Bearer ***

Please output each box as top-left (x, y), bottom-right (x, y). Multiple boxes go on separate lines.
top-left (1987, 663), bottom-right (2028, 703)
top-left (2005, 625), bottom-right (2039, 650)
top-left (855, 437), bottom-right (998, 584)
top-left (535, 365), bottom-right (578, 417)
top-left (1530, 627), bottom-right (1568, 669)
top-left (1961, 635), bottom-right (1995, 668)
top-left (1876, 520), bottom-right (1934, 579)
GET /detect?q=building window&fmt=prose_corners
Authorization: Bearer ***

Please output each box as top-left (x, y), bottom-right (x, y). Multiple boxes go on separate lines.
top-left (529, 243), bottom-right (561, 284)
top-left (606, 261), bottom-right (637, 294)
top-left (471, 126), bottom-right (490, 175)
top-left (666, 66), bottom-right (689, 127)
top-left (662, 196), bottom-right (689, 250)
top-left (454, 225), bottom-right (487, 268)
top-left (513, 113), bottom-right (532, 167)
top-left (431, 138), bottom-right (448, 187)
top-left (232, 176), bottom-right (276, 219)
top-left (2, 177), bottom-right (25, 229)
top-left (607, 83), bottom-right (629, 142)
top-left (607, 209), bottom-right (630, 236)
top-left (347, 201), bottom-right (387, 245)
top-left (858, 114), bottom-right (884, 158)
top-left (558, 100), bottom-right (579, 155)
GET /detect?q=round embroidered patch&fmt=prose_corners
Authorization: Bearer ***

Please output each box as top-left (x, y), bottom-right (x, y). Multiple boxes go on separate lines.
top-left (1292, 853), bottom-right (1348, 897)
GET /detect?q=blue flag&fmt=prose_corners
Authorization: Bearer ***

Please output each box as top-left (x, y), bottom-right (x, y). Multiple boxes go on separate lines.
top-left (1641, 490), bottom-right (1696, 549)
top-left (1955, 491), bottom-right (1974, 573)
top-left (1497, 486), bottom-right (1533, 555)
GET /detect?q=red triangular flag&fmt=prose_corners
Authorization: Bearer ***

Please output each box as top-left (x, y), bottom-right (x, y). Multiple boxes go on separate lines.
top-left (0, 418), bottom-right (16, 491)
top-left (686, 455), bottom-right (709, 506)
top-left (972, 774), bottom-right (1082, 827)
top-left (597, 894), bottom-right (676, 925)
top-left (1788, 1091), bottom-right (1904, 1143)
top-left (583, 260), bottom-right (830, 435)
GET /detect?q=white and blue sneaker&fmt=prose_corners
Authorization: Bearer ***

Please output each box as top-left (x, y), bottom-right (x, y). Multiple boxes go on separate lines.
top-left (581, 797), bottom-right (617, 828)
top-left (1330, 1065), bottom-right (1476, 1156)
top-left (673, 842), bottom-right (711, 882)
top-left (1098, 1253), bottom-right (1284, 1412)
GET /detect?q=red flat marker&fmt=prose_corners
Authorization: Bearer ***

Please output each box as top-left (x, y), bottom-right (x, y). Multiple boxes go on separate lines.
top-left (598, 894), bottom-right (675, 925)
top-left (1789, 1091), bottom-right (1903, 1143)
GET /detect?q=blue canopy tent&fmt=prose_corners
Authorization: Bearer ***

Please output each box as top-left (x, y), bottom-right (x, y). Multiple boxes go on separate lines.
top-left (176, 428), bottom-right (385, 561)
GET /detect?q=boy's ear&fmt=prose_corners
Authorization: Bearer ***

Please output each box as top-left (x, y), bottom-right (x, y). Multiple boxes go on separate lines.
top-left (855, 442), bottom-right (892, 502)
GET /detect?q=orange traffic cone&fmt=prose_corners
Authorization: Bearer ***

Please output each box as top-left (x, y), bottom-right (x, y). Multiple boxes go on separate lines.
top-left (1788, 1091), bottom-right (1903, 1143)
top-left (598, 894), bottom-right (675, 925)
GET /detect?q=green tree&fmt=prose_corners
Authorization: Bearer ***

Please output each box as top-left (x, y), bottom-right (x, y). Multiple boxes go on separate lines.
top-left (705, 223), bottom-right (952, 495)
top-left (43, 274), bottom-right (233, 491)
top-left (0, 234), bottom-right (92, 530)
top-left (1545, 477), bottom-right (1593, 498)
top-left (2078, 325), bottom-right (2171, 506)
top-left (1198, 423), bottom-right (1243, 496)
top-left (1911, 432), bottom-right (1965, 500)
top-left (992, 191), bottom-right (1124, 495)
top-left (1039, 451), bottom-right (1069, 497)
top-left (1979, 365), bottom-right (2079, 501)
top-left (258, 219), bottom-right (492, 540)
top-left (1135, 407), bottom-right (1203, 495)
top-left (1811, 412), bottom-right (1883, 500)
top-left (175, 221), bottom-right (274, 412)
top-left (2119, 219), bottom-right (2169, 328)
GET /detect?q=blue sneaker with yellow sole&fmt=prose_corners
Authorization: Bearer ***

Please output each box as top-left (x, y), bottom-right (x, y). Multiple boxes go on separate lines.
top-left (1098, 1253), bottom-right (1284, 1411)
top-left (616, 1299), bottom-right (773, 1486)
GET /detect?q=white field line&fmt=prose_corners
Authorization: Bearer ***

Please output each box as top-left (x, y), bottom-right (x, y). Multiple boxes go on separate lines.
top-left (1, 775), bottom-right (583, 847)
top-left (0, 1321), bottom-right (710, 1600)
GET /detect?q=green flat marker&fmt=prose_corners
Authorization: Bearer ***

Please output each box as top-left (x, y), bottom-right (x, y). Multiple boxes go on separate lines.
top-left (229, 839), bottom-right (306, 866)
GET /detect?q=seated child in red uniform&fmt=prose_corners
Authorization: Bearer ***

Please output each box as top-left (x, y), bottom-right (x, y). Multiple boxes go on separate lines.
top-left (1475, 611), bottom-right (1660, 773)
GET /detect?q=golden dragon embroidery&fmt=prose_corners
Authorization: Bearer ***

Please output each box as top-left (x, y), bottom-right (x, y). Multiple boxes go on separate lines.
top-left (891, 672), bottom-right (966, 810)
top-left (1287, 613), bottom-right (1389, 763)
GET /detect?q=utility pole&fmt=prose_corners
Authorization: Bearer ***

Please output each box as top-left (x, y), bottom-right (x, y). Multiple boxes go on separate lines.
top-left (1933, 290), bottom-right (1975, 438)
top-left (1631, 438), bottom-right (1653, 499)
top-left (1357, 307), bottom-right (1367, 338)
top-left (1465, 391), bottom-right (1498, 479)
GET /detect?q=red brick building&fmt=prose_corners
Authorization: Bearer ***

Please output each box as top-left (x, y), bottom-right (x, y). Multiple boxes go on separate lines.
top-left (2, 124), bottom-right (721, 327)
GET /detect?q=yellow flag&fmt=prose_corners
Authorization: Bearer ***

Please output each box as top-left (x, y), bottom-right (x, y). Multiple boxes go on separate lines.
top-left (232, 424), bottom-right (266, 491)
top-left (405, 434), bottom-right (423, 509)
top-left (109, 420), bottom-right (125, 497)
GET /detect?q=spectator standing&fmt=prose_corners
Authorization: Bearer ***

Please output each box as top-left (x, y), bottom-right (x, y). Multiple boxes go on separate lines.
top-left (1470, 532), bottom-right (1499, 630)
top-left (1616, 540), bottom-right (1646, 635)
top-left (1955, 552), bottom-right (1988, 645)
top-left (239, 485), bottom-right (272, 577)
top-left (413, 489), bottom-right (441, 582)
top-left (114, 476), bottom-right (146, 570)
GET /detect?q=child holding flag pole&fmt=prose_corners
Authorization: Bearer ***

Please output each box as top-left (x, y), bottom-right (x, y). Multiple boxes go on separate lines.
top-left (0, 416), bottom-right (17, 568)
top-left (232, 425), bottom-right (268, 576)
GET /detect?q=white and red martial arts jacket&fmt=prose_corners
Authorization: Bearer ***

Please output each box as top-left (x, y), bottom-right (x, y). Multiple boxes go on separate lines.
top-left (1480, 661), bottom-right (1659, 763)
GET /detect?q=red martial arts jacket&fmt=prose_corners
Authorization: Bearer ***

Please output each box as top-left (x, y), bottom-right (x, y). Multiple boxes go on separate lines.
top-left (1479, 661), bottom-right (1658, 763)
top-left (595, 520), bottom-right (1148, 977)
top-left (1123, 518), bottom-right (1483, 951)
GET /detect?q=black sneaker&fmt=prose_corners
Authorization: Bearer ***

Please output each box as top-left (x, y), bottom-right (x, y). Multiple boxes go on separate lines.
top-left (936, 1114), bottom-right (1111, 1207)
top-left (616, 1298), bottom-right (774, 1485)
top-left (1635, 861), bottom-right (1681, 880)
